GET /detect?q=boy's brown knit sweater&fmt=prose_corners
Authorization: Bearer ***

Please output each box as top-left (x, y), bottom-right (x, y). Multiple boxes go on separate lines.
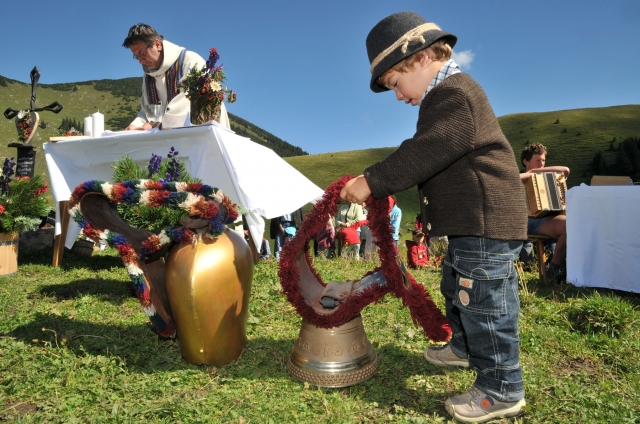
top-left (364, 73), bottom-right (527, 240)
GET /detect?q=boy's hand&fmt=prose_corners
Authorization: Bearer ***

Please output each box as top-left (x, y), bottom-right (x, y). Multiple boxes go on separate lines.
top-left (340, 175), bottom-right (371, 205)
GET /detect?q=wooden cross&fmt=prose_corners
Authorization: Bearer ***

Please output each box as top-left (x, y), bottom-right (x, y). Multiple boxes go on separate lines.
top-left (3, 66), bottom-right (64, 146)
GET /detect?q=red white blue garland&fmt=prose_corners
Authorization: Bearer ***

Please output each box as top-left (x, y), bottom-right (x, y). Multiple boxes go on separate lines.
top-left (69, 178), bottom-right (239, 337)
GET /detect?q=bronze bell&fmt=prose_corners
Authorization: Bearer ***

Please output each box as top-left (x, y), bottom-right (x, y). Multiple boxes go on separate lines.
top-left (287, 315), bottom-right (378, 388)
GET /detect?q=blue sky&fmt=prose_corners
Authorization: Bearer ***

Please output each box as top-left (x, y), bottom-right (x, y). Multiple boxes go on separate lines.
top-left (2, 0), bottom-right (639, 155)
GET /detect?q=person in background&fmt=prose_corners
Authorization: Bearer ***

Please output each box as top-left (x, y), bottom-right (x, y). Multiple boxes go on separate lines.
top-left (315, 217), bottom-right (335, 259)
top-left (337, 220), bottom-right (367, 260)
top-left (243, 229), bottom-right (271, 261)
top-left (340, 11), bottom-right (527, 422)
top-left (122, 23), bottom-right (230, 130)
top-left (389, 195), bottom-right (402, 249)
top-left (359, 202), bottom-right (370, 258)
top-left (520, 142), bottom-right (570, 283)
top-left (335, 201), bottom-right (364, 256)
top-left (406, 229), bottom-right (429, 269)
top-left (270, 213), bottom-right (297, 261)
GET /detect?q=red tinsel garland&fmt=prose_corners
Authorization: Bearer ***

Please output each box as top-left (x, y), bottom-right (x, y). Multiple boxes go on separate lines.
top-left (278, 176), bottom-right (451, 342)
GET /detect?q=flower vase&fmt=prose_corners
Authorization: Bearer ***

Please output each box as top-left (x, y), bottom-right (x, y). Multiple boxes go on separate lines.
top-left (165, 228), bottom-right (253, 366)
top-left (0, 232), bottom-right (19, 276)
top-left (189, 95), bottom-right (221, 125)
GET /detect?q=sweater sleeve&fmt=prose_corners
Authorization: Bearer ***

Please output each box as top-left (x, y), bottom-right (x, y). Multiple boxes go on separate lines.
top-left (364, 85), bottom-right (476, 199)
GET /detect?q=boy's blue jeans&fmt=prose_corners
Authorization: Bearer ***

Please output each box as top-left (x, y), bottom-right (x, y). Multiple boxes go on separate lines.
top-left (441, 236), bottom-right (524, 402)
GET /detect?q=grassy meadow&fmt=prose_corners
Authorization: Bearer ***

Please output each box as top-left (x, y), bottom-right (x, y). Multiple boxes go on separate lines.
top-left (1, 246), bottom-right (638, 422)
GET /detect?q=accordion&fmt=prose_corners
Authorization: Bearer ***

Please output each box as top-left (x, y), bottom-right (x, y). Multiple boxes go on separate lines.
top-left (525, 172), bottom-right (567, 218)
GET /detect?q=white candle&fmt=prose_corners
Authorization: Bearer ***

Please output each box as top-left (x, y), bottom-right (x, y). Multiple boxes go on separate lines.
top-left (91, 111), bottom-right (104, 138)
top-left (84, 116), bottom-right (93, 137)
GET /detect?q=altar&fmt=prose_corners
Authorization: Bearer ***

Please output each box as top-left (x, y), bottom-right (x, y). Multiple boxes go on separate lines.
top-left (43, 123), bottom-right (323, 260)
top-left (566, 185), bottom-right (640, 293)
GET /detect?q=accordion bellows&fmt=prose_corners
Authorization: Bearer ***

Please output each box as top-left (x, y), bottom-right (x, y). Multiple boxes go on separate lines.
top-left (525, 172), bottom-right (567, 218)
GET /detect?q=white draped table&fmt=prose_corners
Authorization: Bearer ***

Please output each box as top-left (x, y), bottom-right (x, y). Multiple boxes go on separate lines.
top-left (566, 185), bottom-right (640, 293)
top-left (43, 123), bottom-right (323, 263)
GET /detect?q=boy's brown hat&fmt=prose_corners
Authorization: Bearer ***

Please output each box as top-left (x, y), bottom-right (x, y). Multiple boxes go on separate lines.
top-left (366, 11), bottom-right (457, 93)
top-left (412, 229), bottom-right (425, 237)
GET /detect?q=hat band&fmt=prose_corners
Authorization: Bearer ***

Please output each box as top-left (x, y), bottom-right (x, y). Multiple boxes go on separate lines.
top-left (369, 22), bottom-right (442, 74)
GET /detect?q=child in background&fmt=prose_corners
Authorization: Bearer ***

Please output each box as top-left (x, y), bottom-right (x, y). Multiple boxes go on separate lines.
top-left (337, 220), bottom-right (367, 260)
top-left (406, 229), bottom-right (429, 269)
top-left (340, 11), bottom-right (528, 422)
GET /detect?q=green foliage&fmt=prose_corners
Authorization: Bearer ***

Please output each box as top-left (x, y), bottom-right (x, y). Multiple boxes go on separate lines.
top-left (229, 113), bottom-right (308, 157)
top-left (590, 136), bottom-right (640, 180)
top-left (0, 173), bottom-right (52, 233)
top-left (57, 116), bottom-right (84, 133)
top-left (591, 151), bottom-right (608, 175)
top-left (110, 151), bottom-right (198, 232)
top-left (566, 293), bottom-right (637, 337)
top-left (111, 156), bottom-right (148, 182)
top-left (116, 203), bottom-right (189, 233)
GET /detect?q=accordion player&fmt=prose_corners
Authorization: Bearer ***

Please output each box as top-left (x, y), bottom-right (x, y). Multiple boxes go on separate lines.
top-left (524, 172), bottom-right (567, 218)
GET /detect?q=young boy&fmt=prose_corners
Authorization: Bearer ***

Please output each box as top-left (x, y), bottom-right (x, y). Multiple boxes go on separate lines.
top-left (520, 143), bottom-right (570, 283)
top-left (407, 229), bottom-right (429, 269)
top-left (341, 11), bottom-right (528, 423)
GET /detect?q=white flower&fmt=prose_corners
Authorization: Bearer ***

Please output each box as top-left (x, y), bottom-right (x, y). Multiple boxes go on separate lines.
top-left (209, 81), bottom-right (222, 91)
top-left (175, 182), bottom-right (188, 192)
top-left (212, 190), bottom-right (225, 203)
top-left (142, 304), bottom-right (157, 317)
top-left (136, 179), bottom-right (149, 189)
top-left (99, 230), bottom-right (110, 241)
top-left (139, 190), bottom-right (151, 206)
top-left (69, 204), bottom-right (81, 219)
top-left (101, 182), bottom-right (113, 197)
top-left (126, 262), bottom-right (144, 275)
top-left (158, 230), bottom-right (171, 246)
top-left (178, 192), bottom-right (200, 211)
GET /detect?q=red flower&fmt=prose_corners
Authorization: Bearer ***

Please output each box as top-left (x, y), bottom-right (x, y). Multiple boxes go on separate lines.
top-left (34, 184), bottom-right (48, 196)
top-left (0, 205), bottom-right (5, 214)
top-left (110, 183), bottom-right (128, 203)
top-left (185, 182), bottom-right (203, 193)
top-left (147, 190), bottom-right (171, 207)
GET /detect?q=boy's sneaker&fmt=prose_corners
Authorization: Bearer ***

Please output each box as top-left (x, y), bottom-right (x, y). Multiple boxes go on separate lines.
top-left (445, 386), bottom-right (525, 423)
top-left (423, 344), bottom-right (469, 368)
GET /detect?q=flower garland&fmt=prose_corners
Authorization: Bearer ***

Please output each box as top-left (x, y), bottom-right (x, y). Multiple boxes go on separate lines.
top-left (68, 178), bottom-right (239, 337)
top-left (278, 175), bottom-right (452, 342)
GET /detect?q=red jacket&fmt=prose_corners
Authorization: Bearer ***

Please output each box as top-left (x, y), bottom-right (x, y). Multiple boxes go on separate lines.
top-left (406, 240), bottom-right (429, 268)
top-left (338, 220), bottom-right (367, 248)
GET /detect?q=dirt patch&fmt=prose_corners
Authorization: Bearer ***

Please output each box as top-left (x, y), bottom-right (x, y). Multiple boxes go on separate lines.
top-left (2, 400), bottom-right (38, 418)
top-left (556, 356), bottom-right (598, 376)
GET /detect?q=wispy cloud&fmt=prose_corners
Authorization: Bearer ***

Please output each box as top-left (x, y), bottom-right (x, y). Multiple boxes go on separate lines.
top-left (452, 50), bottom-right (475, 70)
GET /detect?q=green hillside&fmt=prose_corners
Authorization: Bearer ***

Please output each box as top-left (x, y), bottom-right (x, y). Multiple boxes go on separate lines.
top-left (2, 73), bottom-right (638, 241)
top-left (498, 105), bottom-right (640, 187)
top-left (285, 104), bottom-right (640, 241)
top-left (0, 75), bottom-right (305, 186)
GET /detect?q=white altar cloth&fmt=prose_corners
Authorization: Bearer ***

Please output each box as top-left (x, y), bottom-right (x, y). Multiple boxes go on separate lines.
top-left (43, 123), bottom-right (323, 250)
top-left (566, 185), bottom-right (640, 293)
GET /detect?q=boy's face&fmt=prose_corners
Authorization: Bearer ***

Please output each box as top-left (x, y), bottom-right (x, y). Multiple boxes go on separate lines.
top-left (523, 153), bottom-right (546, 171)
top-left (413, 234), bottom-right (425, 243)
top-left (380, 49), bottom-right (440, 106)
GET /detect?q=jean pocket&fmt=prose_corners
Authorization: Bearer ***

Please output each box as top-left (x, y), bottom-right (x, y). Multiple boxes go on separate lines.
top-left (452, 256), bottom-right (513, 315)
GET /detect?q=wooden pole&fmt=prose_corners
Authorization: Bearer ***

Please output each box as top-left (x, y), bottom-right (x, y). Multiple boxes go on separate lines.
top-left (52, 200), bottom-right (70, 267)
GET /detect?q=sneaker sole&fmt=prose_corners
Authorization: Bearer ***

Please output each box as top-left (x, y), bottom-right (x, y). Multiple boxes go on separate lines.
top-left (445, 398), bottom-right (525, 423)
top-left (423, 349), bottom-right (470, 368)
